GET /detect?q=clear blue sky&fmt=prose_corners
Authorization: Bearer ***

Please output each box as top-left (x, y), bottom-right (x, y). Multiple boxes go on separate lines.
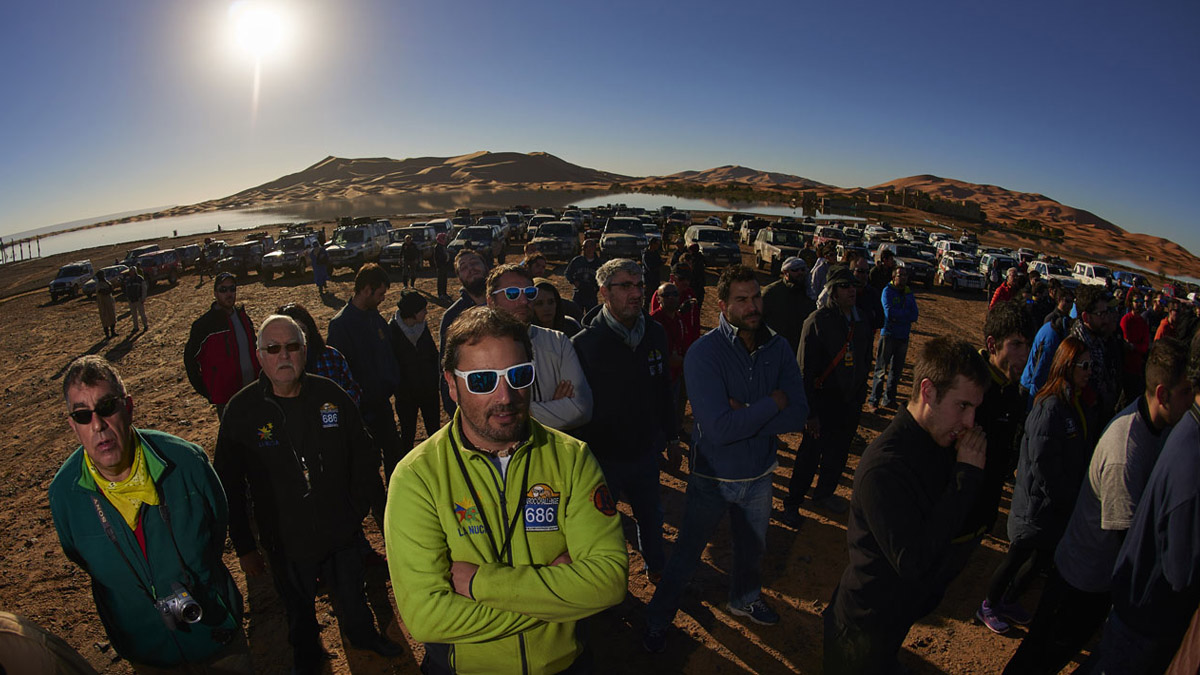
top-left (2, 0), bottom-right (1197, 254)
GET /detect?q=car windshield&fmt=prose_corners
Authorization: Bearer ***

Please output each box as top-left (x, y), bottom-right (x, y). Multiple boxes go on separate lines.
top-left (389, 231), bottom-right (407, 243)
top-left (335, 230), bottom-right (365, 244)
top-left (406, 229), bottom-right (429, 242)
top-left (1045, 264), bottom-right (1068, 275)
top-left (643, 225), bottom-right (659, 233)
top-left (229, 244), bottom-right (257, 256)
top-left (538, 222), bottom-right (573, 237)
top-left (56, 265), bottom-right (88, 278)
top-left (280, 238), bottom-right (308, 251)
top-left (954, 261), bottom-right (976, 272)
top-left (463, 227), bottom-right (493, 242)
top-left (1092, 266), bottom-right (1112, 278)
top-left (696, 230), bottom-right (735, 243)
top-left (604, 220), bottom-right (643, 236)
top-left (895, 246), bottom-right (919, 258)
top-left (772, 231), bottom-right (804, 246)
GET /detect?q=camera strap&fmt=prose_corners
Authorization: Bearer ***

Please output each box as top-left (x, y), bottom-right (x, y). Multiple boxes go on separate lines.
top-left (88, 494), bottom-right (156, 602)
top-left (449, 432), bottom-right (530, 563)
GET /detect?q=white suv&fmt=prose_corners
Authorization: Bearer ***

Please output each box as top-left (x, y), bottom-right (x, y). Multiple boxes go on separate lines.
top-left (49, 260), bottom-right (94, 301)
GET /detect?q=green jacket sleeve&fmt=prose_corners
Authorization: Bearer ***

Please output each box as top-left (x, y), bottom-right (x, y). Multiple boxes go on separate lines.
top-left (470, 444), bottom-right (628, 622)
top-left (385, 463), bottom-right (544, 644)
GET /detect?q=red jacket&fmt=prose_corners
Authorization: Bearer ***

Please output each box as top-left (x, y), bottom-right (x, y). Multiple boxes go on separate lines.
top-left (989, 283), bottom-right (1015, 310)
top-left (184, 304), bottom-right (261, 405)
top-left (1120, 311), bottom-right (1150, 375)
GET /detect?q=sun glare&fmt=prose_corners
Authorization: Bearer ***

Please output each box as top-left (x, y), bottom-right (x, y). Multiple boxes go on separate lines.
top-left (229, 2), bottom-right (289, 61)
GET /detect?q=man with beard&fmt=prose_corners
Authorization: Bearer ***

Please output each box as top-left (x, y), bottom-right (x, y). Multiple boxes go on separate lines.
top-left (573, 259), bottom-right (675, 585)
top-left (761, 256), bottom-right (816, 355)
top-left (439, 249), bottom-right (489, 414)
top-left (564, 238), bottom-right (603, 311)
top-left (784, 266), bottom-right (873, 520)
top-left (824, 338), bottom-right (989, 675)
top-left (184, 272), bottom-right (260, 420)
top-left (385, 307), bottom-right (627, 675)
top-left (643, 266), bottom-right (808, 652)
top-left (215, 315), bottom-right (399, 674)
top-left (485, 264), bottom-right (592, 431)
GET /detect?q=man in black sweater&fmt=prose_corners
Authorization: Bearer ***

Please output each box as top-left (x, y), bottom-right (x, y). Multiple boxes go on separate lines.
top-left (824, 337), bottom-right (989, 675)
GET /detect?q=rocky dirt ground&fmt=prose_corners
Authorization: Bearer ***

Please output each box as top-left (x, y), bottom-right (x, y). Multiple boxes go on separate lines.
top-left (0, 226), bottom-right (1080, 674)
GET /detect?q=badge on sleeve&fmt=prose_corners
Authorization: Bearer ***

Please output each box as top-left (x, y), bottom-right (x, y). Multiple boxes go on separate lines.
top-left (320, 402), bottom-right (339, 428)
top-left (592, 484), bottom-right (617, 517)
top-left (524, 484), bottom-right (560, 532)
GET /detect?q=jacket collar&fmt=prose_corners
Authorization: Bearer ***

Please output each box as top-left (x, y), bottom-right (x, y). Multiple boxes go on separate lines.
top-left (76, 428), bottom-right (167, 492)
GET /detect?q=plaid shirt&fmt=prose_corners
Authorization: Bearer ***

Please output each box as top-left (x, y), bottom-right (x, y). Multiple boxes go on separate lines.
top-left (312, 345), bottom-right (361, 406)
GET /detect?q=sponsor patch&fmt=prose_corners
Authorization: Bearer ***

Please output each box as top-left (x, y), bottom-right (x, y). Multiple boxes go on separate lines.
top-left (647, 349), bottom-right (665, 376)
top-left (454, 498), bottom-right (486, 536)
top-left (592, 484), bottom-right (617, 517)
top-left (256, 423), bottom-right (279, 447)
top-left (524, 483), bottom-right (560, 532)
top-left (320, 402), bottom-right (339, 428)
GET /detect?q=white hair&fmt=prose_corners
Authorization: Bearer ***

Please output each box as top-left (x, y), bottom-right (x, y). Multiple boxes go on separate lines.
top-left (256, 314), bottom-right (307, 350)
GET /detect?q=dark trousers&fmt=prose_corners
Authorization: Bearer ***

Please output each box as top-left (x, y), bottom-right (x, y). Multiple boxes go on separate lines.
top-left (1003, 569), bottom-right (1110, 675)
top-left (396, 393), bottom-right (439, 454)
top-left (598, 453), bottom-right (665, 573)
top-left (436, 269), bottom-right (448, 297)
top-left (987, 536), bottom-right (1053, 605)
top-left (362, 398), bottom-right (403, 483)
top-left (823, 596), bottom-right (911, 675)
top-left (268, 542), bottom-right (379, 673)
top-left (789, 405), bottom-right (861, 504)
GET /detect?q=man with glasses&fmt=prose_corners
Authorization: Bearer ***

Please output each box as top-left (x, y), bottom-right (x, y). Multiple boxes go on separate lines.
top-left (184, 272), bottom-right (260, 420)
top-left (440, 249), bottom-right (490, 415)
top-left (485, 263), bottom-right (592, 431)
top-left (50, 356), bottom-right (252, 673)
top-left (385, 307), bottom-right (627, 674)
top-left (573, 258), bottom-right (676, 584)
top-left (214, 315), bottom-right (399, 673)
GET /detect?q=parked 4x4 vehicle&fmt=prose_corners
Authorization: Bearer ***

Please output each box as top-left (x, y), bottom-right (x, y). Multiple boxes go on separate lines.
top-left (122, 244), bottom-right (159, 268)
top-left (600, 217), bottom-right (649, 259)
top-left (380, 225), bottom-right (436, 269)
top-left (136, 250), bottom-right (181, 288)
top-left (215, 242), bottom-right (264, 279)
top-left (176, 244), bottom-right (202, 270)
top-left (448, 225), bottom-right (505, 266)
top-left (753, 228), bottom-right (805, 274)
top-left (49, 260), bottom-right (94, 301)
top-left (1072, 261), bottom-right (1112, 287)
top-left (84, 264), bottom-right (129, 299)
top-left (262, 233), bottom-right (319, 279)
top-left (326, 221), bottom-right (388, 270)
top-left (529, 221), bottom-right (580, 259)
top-left (684, 225), bottom-right (741, 268)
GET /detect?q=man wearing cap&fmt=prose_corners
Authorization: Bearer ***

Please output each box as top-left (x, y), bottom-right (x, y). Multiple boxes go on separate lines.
top-left (785, 265), bottom-right (873, 520)
top-left (184, 272), bottom-right (260, 420)
top-left (390, 289), bottom-right (441, 454)
top-left (762, 256), bottom-right (817, 355)
top-left (485, 264), bottom-right (592, 431)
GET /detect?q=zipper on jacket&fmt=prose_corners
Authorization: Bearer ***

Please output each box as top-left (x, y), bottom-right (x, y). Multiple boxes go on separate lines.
top-left (478, 450), bottom-right (530, 675)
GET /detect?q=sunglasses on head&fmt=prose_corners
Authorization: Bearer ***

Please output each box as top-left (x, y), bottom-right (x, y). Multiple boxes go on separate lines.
top-left (215, 285), bottom-right (236, 294)
top-left (453, 362), bottom-right (536, 395)
top-left (491, 286), bottom-right (538, 301)
top-left (262, 342), bottom-right (303, 355)
top-left (67, 396), bottom-right (124, 425)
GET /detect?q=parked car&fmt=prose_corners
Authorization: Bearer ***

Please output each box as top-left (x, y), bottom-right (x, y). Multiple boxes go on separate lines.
top-left (1027, 260), bottom-right (1080, 290)
top-left (529, 221), bottom-right (580, 260)
top-left (49, 260), bottom-right (94, 301)
top-left (176, 244), bottom-right (202, 270)
top-left (526, 214), bottom-right (558, 239)
top-left (214, 242), bottom-right (264, 279)
top-left (83, 264), bottom-right (129, 299)
top-left (877, 243), bottom-right (934, 286)
top-left (425, 218), bottom-right (454, 238)
top-left (448, 225), bottom-right (505, 266)
top-left (121, 244), bottom-right (159, 268)
top-left (753, 228), bottom-right (805, 274)
top-left (684, 225), bottom-right (740, 268)
top-left (243, 232), bottom-right (276, 253)
top-left (326, 221), bottom-right (388, 270)
top-left (600, 217), bottom-right (649, 259)
top-left (136, 249), bottom-right (182, 288)
top-left (936, 256), bottom-right (985, 292)
top-left (813, 225), bottom-right (846, 248)
top-left (262, 233), bottom-right (319, 279)
top-left (379, 225), bottom-right (436, 269)
top-left (738, 218), bottom-right (771, 245)
top-left (1072, 261), bottom-right (1113, 287)
top-left (1111, 270), bottom-right (1152, 295)
top-left (503, 212), bottom-right (526, 240)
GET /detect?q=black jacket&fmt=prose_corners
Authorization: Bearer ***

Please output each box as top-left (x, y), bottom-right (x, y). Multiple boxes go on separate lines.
top-left (327, 300), bottom-right (401, 406)
top-left (762, 278), bottom-right (816, 355)
top-left (214, 374), bottom-right (383, 562)
top-left (389, 317), bottom-right (440, 406)
top-left (958, 356), bottom-right (1027, 539)
top-left (1008, 392), bottom-right (1094, 546)
top-left (831, 405), bottom-right (983, 631)
top-left (798, 305), bottom-right (873, 414)
top-left (571, 308), bottom-right (675, 461)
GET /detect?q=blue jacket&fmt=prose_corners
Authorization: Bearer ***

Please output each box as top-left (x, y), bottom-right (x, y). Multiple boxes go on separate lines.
top-left (685, 314), bottom-right (809, 480)
top-left (880, 284), bottom-right (919, 340)
top-left (1021, 318), bottom-right (1066, 406)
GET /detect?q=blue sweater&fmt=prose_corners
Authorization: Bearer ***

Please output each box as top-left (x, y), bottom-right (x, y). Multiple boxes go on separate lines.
top-left (881, 284), bottom-right (919, 340)
top-left (685, 314), bottom-right (809, 480)
top-left (1021, 319), bottom-right (1065, 407)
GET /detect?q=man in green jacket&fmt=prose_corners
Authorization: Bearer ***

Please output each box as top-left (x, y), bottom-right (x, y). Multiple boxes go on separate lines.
top-left (49, 356), bottom-right (250, 672)
top-left (386, 307), bottom-right (628, 674)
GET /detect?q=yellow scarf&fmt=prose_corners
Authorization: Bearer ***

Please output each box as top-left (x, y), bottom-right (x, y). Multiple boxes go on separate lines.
top-left (85, 436), bottom-right (159, 529)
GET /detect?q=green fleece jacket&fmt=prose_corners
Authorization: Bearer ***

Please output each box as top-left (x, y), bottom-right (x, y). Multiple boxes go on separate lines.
top-left (385, 414), bottom-right (627, 674)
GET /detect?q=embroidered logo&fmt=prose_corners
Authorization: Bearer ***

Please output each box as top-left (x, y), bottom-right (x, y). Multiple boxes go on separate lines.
top-left (592, 484), bottom-right (617, 517)
top-left (454, 498), bottom-right (486, 536)
top-left (647, 349), bottom-right (665, 376)
top-left (319, 402), bottom-right (339, 429)
top-left (524, 483), bottom-right (561, 532)
top-left (257, 423), bottom-right (273, 441)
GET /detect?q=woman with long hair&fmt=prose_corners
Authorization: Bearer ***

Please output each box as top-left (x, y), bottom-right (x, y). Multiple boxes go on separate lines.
top-left (530, 278), bottom-right (582, 337)
top-left (977, 336), bottom-right (1096, 634)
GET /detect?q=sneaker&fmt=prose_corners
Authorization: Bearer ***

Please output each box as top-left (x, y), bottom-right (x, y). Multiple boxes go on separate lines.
top-left (776, 507), bottom-right (804, 529)
top-left (727, 598), bottom-right (780, 626)
top-left (812, 494), bottom-right (849, 515)
top-left (642, 627), bottom-right (667, 653)
top-left (998, 600), bottom-right (1032, 626)
top-left (975, 600), bottom-right (1011, 634)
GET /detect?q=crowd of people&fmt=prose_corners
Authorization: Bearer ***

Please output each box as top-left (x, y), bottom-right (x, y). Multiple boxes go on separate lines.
top-left (46, 230), bottom-right (1200, 674)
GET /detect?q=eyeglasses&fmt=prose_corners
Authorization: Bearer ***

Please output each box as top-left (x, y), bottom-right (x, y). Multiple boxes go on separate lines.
top-left (491, 286), bottom-right (538, 301)
top-left (1075, 360), bottom-right (1093, 371)
top-left (67, 396), bottom-right (124, 425)
top-left (608, 281), bottom-right (645, 292)
top-left (454, 362), bottom-right (536, 395)
top-left (215, 285), bottom-right (236, 294)
top-left (261, 342), bottom-right (303, 355)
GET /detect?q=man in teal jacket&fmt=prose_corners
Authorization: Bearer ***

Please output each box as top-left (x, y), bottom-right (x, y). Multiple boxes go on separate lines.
top-left (386, 307), bottom-right (628, 675)
top-left (49, 356), bottom-right (249, 672)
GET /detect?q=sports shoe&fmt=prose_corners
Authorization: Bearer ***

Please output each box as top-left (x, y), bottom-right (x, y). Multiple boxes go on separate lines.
top-left (812, 494), bottom-right (849, 515)
top-left (998, 600), bottom-right (1032, 626)
top-left (727, 598), bottom-right (780, 626)
top-left (975, 600), bottom-right (1011, 634)
top-left (642, 627), bottom-right (667, 653)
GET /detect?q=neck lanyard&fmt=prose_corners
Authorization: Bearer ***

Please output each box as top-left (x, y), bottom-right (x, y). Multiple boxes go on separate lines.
top-left (449, 429), bottom-right (530, 563)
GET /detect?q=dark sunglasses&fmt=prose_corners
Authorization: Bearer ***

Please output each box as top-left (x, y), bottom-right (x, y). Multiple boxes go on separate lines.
top-left (67, 396), bottom-right (124, 425)
top-left (491, 286), bottom-right (538, 301)
top-left (1075, 360), bottom-right (1093, 371)
top-left (262, 342), bottom-right (303, 355)
top-left (453, 362), bottom-right (536, 395)
top-left (215, 285), bottom-right (236, 294)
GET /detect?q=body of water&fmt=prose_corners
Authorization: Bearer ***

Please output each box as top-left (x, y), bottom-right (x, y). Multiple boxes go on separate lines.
top-left (570, 192), bottom-right (868, 221)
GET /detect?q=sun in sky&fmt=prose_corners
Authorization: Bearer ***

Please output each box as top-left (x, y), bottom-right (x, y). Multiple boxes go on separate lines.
top-left (227, 1), bottom-right (294, 121)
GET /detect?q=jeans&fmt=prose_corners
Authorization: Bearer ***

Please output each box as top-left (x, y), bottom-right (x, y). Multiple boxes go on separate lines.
top-left (598, 453), bottom-right (665, 574)
top-left (644, 471), bottom-right (773, 631)
top-left (869, 336), bottom-right (908, 406)
top-left (789, 405), bottom-right (861, 504)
